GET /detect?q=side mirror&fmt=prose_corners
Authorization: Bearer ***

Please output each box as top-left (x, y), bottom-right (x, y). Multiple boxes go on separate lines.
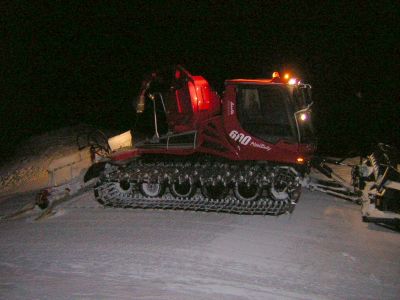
top-left (299, 84), bottom-right (313, 107)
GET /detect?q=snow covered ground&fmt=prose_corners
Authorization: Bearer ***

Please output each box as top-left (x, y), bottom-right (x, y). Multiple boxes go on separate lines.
top-left (0, 127), bottom-right (399, 299)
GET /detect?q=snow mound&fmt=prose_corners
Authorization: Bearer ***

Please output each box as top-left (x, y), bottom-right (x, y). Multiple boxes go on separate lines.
top-left (0, 125), bottom-right (103, 196)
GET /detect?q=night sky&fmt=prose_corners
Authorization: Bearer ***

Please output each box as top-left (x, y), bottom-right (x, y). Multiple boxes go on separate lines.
top-left (2, 2), bottom-right (399, 158)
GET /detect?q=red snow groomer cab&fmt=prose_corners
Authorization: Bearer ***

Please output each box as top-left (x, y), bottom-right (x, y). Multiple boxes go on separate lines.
top-left (95, 65), bottom-right (315, 215)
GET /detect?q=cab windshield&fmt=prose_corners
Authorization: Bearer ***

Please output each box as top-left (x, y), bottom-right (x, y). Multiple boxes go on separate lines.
top-left (236, 84), bottom-right (313, 144)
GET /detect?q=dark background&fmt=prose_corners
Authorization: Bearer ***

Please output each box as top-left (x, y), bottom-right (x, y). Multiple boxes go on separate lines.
top-left (1, 2), bottom-right (399, 159)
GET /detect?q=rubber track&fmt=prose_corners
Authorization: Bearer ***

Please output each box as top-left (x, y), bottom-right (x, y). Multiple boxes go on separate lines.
top-left (94, 181), bottom-right (295, 215)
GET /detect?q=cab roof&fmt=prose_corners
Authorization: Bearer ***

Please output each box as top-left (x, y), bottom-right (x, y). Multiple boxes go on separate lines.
top-left (225, 78), bottom-right (284, 85)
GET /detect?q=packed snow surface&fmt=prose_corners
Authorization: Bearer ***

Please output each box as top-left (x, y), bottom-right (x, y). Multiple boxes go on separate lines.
top-left (0, 127), bottom-right (399, 299)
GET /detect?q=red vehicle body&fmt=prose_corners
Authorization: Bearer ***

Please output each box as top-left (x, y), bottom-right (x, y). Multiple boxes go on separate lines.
top-left (112, 65), bottom-right (315, 170)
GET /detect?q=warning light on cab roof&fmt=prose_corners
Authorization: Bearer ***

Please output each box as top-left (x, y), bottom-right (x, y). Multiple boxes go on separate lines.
top-left (272, 72), bottom-right (280, 78)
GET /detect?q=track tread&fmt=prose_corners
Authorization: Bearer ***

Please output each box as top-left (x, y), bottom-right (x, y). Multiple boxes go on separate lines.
top-left (94, 158), bottom-right (301, 216)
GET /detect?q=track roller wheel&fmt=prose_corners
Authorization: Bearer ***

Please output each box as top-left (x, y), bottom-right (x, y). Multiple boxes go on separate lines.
top-left (201, 182), bottom-right (229, 199)
top-left (170, 180), bottom-right (196, 198)
top-left (115, 180), bottom-right (134, 199)
top-left (139, 182), bottom-right (165, 197)
top-left (233, 182), bottom-right (262, 201)
top-left (119, 179), bottom-right (132, 192)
